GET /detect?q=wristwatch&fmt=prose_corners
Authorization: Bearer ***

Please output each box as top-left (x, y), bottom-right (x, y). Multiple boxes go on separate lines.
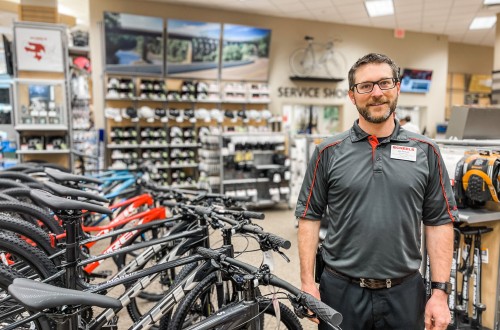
top-left (431, 281), bottom-right (452, 294)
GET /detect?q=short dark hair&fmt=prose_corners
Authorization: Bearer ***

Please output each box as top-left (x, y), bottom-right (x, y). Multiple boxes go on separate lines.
top-left (348, 53), bottom-right (400, 90)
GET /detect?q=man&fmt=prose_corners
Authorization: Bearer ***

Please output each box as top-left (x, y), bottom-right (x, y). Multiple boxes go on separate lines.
top-left (296, 53), bottom-right (458, 330)
top-left (399, 114), bottom-right (421, 134)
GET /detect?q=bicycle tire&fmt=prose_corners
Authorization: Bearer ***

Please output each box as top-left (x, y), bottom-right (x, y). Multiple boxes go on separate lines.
top-left (290, 48), bottom-right (314, 77)
top-left (168, 272), bottom-right (301, 330)
top-left (0, 193), bottom-right (19, 202)
top-left (0, 215), bottom-right (58, 258)
top-left (0, 232), bottom-right (60, 283)
top-left (0, 264), bottom-right (53, 330)
top-left (0, 200), bottom-right (63, 235)
top-left (323, 50), bottom-right (347, 79)
top-left (0, 178), bottom-right (30, 189)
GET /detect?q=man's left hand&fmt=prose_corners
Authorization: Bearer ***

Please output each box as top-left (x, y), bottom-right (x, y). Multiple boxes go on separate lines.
top-left (424, 291), bottom-right (451, 329)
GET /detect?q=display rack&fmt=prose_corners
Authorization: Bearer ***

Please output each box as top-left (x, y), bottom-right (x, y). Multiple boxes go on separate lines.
top-left (199, 131), bottom-right (290, 207)
top-left (12, 22), bottom-right (73, 169)
top-left (103, 73), bottom-right (274, 188)
top-left (437, 138), bottom-right (500, 330)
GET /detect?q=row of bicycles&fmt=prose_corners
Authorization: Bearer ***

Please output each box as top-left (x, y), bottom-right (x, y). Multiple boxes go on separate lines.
top-left (0, 162), bottom-right (342, 330)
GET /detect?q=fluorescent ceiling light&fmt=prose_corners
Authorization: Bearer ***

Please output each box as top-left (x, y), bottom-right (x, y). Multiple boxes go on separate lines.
top-left (484, 0), bottom-right (500, 5)
top-left (365, 0), bottom-right (394, 18)
top-left (469, 16), bottom-right (497, 30)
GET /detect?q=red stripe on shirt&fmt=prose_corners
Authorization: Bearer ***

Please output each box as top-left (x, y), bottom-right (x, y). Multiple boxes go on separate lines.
top-left (302, 141), bottom-right (342, 218)
top-left (410, 138), bottom-right (455, 222)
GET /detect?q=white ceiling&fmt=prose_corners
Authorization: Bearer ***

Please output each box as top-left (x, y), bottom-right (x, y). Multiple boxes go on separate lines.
top-left (148, 0), bottom-right (500, 47)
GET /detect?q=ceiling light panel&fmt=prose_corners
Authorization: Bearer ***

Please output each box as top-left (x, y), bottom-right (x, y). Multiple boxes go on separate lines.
top-left (484, 0), bottom-right (500, 5)
top-left (365, 0), bottom-right (394, 17)
top-left (469, 16), bottom-right (497, 29)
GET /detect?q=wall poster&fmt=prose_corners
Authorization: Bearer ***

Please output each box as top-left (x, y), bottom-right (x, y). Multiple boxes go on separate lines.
top-left (104, 12), bottom-right (163, 75)
top-left (166, 19), bottom-right (221, 79)
top-left (221, 24), bottom-right (271, 81)
top-left (14, 27), bottom-right (64, 72)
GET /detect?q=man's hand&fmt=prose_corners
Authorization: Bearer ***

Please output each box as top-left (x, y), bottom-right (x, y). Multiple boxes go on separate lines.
top-left (301, 282), bottom-right (320, 324)
top-left (424, 291), bottom-right (451, 329)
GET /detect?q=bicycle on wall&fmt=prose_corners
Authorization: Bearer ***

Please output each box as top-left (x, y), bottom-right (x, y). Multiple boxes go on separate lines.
top-left (289, 36), bottom-right (347, 78)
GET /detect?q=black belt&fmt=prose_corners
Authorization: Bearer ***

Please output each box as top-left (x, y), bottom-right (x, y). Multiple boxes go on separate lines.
top-left (325, 266), bottom-right (417, 289)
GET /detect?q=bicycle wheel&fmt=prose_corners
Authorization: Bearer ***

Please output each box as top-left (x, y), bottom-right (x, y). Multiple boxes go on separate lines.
top-left (0, 264), bottom-right (53, 330)
top-left (290, 48), bottom-right (314, 77)
top-left (0, 215), bottom-right (58, 258)
top-left (167, 272), bottom-right (302, 329)
top-left (0, 200), bottom-right (63, 235)
top-left (323, 50), bottom-right (347, 79)
top-left (0, 232), bottom-right (59, 282)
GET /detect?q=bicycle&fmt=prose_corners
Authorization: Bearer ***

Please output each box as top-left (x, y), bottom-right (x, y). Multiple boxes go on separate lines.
top-left (289, 36), bottom-right (347, 78)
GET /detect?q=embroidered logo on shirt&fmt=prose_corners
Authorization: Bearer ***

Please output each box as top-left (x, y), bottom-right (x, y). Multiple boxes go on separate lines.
top-left (390, 145), bottom-right (417, 162)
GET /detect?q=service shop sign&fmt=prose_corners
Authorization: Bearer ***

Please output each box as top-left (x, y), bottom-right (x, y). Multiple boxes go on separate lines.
top-left (277, 86), bottom-right (348, 98)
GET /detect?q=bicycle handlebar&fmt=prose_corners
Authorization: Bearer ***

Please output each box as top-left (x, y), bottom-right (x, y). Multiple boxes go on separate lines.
top-left (195, 247), bottom-right (342, 327)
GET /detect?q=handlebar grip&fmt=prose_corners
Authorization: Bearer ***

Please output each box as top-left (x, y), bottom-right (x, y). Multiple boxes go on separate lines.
top-left (302, 292), bottom-right (343, 327)
top-left (266, 233), bottom-right (291, 249)
top-left (242, 210), bottom-right (265, 220)
top-left (195, 247), bottom-right (222, 260)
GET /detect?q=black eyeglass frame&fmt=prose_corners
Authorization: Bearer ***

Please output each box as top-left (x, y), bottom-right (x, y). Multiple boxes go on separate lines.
top-left (350, 78), bottom-right (399, 94)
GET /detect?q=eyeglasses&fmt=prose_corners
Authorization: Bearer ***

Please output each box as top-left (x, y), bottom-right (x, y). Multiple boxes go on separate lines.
top-left (351, 78), bottom-right (398, 94)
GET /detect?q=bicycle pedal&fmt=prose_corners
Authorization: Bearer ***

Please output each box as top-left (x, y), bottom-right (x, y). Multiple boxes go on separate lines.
top-left (90, 270), bottom-right (113, 278)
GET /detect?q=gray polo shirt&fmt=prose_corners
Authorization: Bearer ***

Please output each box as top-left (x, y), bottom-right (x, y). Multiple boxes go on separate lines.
top-left (295, 120), bottom-right (458, 279)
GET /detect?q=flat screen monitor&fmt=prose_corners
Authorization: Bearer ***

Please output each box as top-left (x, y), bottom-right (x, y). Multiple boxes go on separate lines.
top-left (400, 68), bottom-right (432, 93)
top-left (1, 34), bottom-right (13, 76)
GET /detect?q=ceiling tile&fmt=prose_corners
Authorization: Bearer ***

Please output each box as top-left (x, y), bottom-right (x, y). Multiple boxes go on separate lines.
top-left (303, 0), bottom-right (333, 10)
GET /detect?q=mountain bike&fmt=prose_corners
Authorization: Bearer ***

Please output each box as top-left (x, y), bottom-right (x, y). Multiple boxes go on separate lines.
top-left (289, 36), bottom-right (347, 78)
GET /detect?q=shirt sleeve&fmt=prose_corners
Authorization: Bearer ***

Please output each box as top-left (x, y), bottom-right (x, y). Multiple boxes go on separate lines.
top-left (422, 142), bottom-right (459, 226)
top-left (294, 144), bottom-right (330, 220)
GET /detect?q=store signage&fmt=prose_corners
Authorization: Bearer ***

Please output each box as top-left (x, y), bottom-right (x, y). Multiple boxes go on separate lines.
top-left (277, 86), bottom-right (347, 98)
top-left (14, 27), bottom-right (64, 72)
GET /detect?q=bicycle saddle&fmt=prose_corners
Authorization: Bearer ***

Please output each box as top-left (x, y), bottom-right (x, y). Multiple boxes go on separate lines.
top-left (45, 168), bottom-right (103, 184)
top-left (9, 278), bottom-right (121, 312)
top-left (30, 189), bottom-right (112, 214)
top-left (44, 181), bottom-right (109, 203)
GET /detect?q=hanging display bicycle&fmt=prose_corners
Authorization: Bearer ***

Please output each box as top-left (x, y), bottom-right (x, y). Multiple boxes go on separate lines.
top-left (289, 35), bottom-right (347, 78)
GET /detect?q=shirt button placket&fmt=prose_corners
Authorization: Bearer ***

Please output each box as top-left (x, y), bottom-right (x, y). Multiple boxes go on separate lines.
top-left (374, 151), bottom-right (383, 172)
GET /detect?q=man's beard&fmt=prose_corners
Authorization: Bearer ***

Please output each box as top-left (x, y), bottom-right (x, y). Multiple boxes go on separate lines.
top-left (356, 96), bottom-right (398, 124)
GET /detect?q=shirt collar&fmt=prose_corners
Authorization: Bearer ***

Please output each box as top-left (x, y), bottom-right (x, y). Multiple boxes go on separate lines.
top-left (350, 119), bottom-right (410, 143)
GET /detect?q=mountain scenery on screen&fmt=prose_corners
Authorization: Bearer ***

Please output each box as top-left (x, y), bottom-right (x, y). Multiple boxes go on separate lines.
top-left (104, 12), bottom-right (163, 74)
top-left (221, 24), bottom-right (271, 81)
top-left (166, 19), bottom-right (221, 79)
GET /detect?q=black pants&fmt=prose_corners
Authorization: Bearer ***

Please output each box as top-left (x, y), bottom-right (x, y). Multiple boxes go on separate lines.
top-left (319, 269), bottom-right (426, 330)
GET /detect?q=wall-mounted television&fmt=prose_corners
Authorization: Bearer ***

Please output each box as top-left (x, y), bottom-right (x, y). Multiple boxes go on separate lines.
top-left (400, 68), bottom-right (432, 93)
top-left (1, 34), bottom-right (14, 76)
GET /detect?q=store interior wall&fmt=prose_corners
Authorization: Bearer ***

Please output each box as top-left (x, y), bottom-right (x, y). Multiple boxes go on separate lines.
top-left (448, 42), bottom-right (493, 74)
top-left (89, 0), bottom-right (491, 137)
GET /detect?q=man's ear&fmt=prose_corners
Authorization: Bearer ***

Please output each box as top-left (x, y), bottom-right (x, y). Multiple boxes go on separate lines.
top-left (348, 89), bottom-right (356, 105)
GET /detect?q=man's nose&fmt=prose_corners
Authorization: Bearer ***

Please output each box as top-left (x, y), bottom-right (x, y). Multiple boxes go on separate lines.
top-left (371, 84), bottom-right (384, 96)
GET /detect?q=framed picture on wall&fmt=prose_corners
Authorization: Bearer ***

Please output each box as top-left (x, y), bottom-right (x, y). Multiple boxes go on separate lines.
top-left (221, 24), bottom-right (271, 81)
top-left (104, 12), bottom-right (164, 75)
top-left (14, 27), bottom-right (64, 73)
top-left (166, 19), bottom-right (221, 79)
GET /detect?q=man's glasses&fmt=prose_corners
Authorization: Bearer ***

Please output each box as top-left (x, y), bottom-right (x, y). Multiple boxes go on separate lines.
top-left (351, 78), bottom-right (398, 94)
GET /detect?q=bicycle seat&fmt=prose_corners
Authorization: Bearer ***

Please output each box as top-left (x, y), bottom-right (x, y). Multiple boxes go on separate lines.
top-left (8, 278), bottom-right (121, 312)
top-left (30, 189), bottom-right (112, 215)
top-left (44, 181), bottom-right (109, 203)
top-left (304, 35), bottom-right (314, 41)
top-left (45, 168), bottom-right (103, 185)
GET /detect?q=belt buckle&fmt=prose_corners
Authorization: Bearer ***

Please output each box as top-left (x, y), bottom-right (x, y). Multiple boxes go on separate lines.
top-left (359, 278), bottom-right (392, 289)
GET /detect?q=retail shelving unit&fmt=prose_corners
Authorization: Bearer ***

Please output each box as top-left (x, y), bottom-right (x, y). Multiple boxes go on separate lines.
top-left (103, 74), bottom-right (274, 189)
top-left (199, 131), bottom-right (290, 207)
top-left (12, 22), bottom-right (73, 169)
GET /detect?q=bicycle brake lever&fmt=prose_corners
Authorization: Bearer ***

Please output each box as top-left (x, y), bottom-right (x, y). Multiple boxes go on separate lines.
top-left (276, 250), bottom-right (290, 263)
